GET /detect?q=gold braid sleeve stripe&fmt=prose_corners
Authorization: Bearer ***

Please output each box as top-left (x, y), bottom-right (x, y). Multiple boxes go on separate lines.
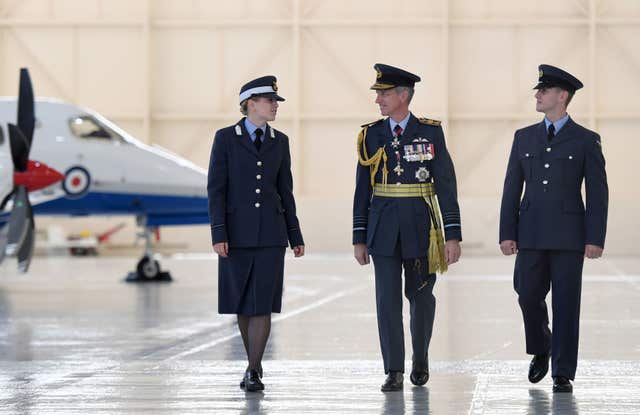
top-left (357, 126), bottom-right (388, 187)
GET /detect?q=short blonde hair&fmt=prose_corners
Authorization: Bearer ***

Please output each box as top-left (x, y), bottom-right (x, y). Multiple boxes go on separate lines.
top-left (240, 99), bottom-right (248, 115)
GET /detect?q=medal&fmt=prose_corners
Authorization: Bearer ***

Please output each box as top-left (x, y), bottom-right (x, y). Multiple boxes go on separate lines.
top-left (426, 143), bottom-right (434, 160)
top-left (416, 167), bottom-right (430, 182)
top-left (391, 135), bottom-right (401, 149)
top-left (394, 151), bottom-right (404, 176)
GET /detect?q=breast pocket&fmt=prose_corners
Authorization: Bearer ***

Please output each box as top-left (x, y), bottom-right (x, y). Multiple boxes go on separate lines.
top-left (519, 152), bottom-right (535, 179)
top-left (552, 153), bottom-right (582, 185)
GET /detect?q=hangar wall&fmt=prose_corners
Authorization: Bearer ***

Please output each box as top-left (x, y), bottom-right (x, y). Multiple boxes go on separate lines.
top-left (1, 0), bottom-right (639, 254)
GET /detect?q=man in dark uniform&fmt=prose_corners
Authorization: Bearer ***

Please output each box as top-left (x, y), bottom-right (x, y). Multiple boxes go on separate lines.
top-left (353, 63), bottom-right (462, 392)
top-left (208, 75), bottom-right (305, 392)
top-left (499, 64), bottom-right (608, 393)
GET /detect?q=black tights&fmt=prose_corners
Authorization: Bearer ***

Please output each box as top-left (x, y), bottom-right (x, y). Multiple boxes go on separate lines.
top-left (237, 314), bottom-right (271, 374)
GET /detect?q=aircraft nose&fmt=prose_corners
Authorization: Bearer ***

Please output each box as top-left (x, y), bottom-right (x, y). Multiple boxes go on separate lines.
top-left (13, 160), bottom-right (64, 192)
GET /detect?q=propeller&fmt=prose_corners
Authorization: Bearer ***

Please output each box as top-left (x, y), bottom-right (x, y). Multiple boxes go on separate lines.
top-left (2, 68), bottom-right (37, 272)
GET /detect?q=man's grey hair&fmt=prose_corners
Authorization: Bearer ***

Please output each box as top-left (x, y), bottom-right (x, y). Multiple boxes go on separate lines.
top-left (395, 86), bottom-right (414, 104)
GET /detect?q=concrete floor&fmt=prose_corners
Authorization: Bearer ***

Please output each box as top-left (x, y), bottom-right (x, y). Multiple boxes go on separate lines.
top-left (0, 254), bottom-right (639, 414)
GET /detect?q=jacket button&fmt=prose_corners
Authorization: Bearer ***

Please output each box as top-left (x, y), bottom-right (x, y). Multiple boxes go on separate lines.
top-left (525, 153), bottom-right (530, 157)
top-left (255, 189), bottom-right (261, 194)
top-left (546, 147), bottom-right (551, 152)
top-left (257, 161), bottom-right (263, 166)
top-left (544, 163), bottom-right (550, 168)
top-left (569, 155), bottom-right (573, 159)
top-left (256, 174), bottom-right (262, 180)
top-left (542, 180), bottom-right (548, 185)
top-left (255, 202), bottom-right (261, 208)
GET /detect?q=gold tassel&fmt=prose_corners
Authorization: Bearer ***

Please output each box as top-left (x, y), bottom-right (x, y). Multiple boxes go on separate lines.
top-left (424, 194), bottom-right (448, 274)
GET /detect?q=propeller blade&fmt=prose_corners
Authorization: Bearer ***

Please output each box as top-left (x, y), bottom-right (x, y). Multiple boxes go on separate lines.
top-left (17, 68), bottom-right (35, 150)
top-left (8, 124), bottom-right (29, 172)
top-left (17, 219), bottom-right (34, 273)
top-left (4, 186), bottom-right (29, 257)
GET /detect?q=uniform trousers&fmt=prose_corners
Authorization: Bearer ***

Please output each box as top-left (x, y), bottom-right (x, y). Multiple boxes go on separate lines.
top-left (514, 249), bottom-right (584, 380)
top-left (372, 241), bottom-right (436, 374)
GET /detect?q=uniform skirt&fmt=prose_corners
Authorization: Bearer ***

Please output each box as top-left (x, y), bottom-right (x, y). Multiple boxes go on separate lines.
top-left (218, 246), bottom-right (286, 315)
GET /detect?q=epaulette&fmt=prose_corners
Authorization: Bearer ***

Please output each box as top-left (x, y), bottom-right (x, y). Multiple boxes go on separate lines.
top-left (360, 118), bottom-right (384, 128)
top-left (418, 117), bottom-right (441, 126)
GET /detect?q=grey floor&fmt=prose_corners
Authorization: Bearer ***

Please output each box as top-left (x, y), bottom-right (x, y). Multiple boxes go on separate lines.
top-left (0, 254), bottom-right (639, 414)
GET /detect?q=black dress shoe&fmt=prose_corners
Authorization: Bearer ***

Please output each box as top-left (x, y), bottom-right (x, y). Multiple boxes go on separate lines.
top-left (410, 360), bottom-right (429, 386)
top-left (240, 364), bottom-right (263, 389)
top-left (528, 353), bottom-right (550, 383)
top-left (243, 369), bottom-right (264, 392)
top-left (381, 371), bottom-right (403, 392)
top-left (553, 376), bottom-right (573, 393)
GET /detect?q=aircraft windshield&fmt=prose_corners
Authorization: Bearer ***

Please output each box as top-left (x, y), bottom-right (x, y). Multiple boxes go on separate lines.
top-left (68, 116), bottom-right (126, 143)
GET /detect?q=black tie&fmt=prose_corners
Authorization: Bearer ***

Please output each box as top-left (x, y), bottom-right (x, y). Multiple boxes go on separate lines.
top-left (393, 124), bottom-right (403, 137)
top-left (548, 124), bottom-right (555, 141)
top-left (254, 128), bottom-right (263, 151)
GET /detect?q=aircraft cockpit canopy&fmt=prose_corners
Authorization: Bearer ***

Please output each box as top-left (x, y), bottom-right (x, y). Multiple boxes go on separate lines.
top-left (68, 116), bottom-right (126, 143)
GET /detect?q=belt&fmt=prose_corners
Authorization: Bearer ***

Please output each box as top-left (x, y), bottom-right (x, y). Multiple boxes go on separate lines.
top-left (373, 182), bottom-right (435, 198)
top-left (372, 182), bottom-right (447, 275)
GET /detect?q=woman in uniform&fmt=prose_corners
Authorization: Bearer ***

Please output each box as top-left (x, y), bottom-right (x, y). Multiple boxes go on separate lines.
top-left (207, 75), bottom-right (305, 392)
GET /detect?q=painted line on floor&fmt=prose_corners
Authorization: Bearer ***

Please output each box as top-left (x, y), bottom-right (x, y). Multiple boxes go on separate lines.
top-left (162, 286), bottom-right (363, 361)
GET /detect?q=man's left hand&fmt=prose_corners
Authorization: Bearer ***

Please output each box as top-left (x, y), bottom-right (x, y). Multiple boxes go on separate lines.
top-left (293, 245), bottom-right (305, 258)
top-left (585, 244), bottom-right (603, 259)
top-left (445, 240), bottom-right (461, 265)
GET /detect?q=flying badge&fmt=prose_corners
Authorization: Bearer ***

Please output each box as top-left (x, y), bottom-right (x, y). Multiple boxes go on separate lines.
top-left (416, 167), bottom-right (430, 182)
top-left (235, 125), bottom-right (242, 136)
top-left (412, 137), bottom-right (430, 143)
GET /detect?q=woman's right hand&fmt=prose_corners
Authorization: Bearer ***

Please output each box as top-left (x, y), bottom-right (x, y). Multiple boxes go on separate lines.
top-left (213, 242), bottom-right (229, 257)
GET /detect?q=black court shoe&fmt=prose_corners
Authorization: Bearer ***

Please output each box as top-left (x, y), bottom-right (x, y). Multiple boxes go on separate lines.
top-left (410, 360), bottom-right (430, 386)
top-left (240, 364), bottom-right (263, 389)
top-left (381, 371), bottom-right (403, 392)
top-left (243, 369), bottom-right (264, 392)
top-left (528, 353), bottom-right (550, 383)
top-left (553, 376), bottom-right (573, 393)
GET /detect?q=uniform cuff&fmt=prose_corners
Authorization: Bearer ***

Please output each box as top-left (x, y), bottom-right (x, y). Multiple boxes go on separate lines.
top-left (353, 230), bottom-right (367, 245)
top-left (444, 226), bottom-right (462, 242)
top-left (211, 224), bottom-right (228, 245)
top-left (288, 229), bottom-right (304, 248)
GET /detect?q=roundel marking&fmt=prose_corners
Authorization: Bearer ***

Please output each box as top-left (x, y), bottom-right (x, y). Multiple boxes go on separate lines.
top-left (62, 166), bottom-right (91, 198)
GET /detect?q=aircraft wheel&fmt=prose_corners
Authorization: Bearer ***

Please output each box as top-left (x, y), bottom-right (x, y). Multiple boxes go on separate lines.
top-left (137, 255), bottom-right (160, 279)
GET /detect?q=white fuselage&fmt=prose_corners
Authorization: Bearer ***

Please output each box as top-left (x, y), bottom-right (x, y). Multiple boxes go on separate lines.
top-left (0, 98), bottom-right (208, 222)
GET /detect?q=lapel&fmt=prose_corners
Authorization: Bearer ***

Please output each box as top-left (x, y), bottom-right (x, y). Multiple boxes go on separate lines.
top-left (374, 118), bottom-right (393, 150)
top-left (259, 124), bottom-right (277, 155)
top-left (536, 119), bottom-right (548, 149)
top-left (235, 118), bottom-right (259, 157)
top-left (400, 113), bottom-right (418, 145)
top-left (550, 117), bottom-right (577, 145)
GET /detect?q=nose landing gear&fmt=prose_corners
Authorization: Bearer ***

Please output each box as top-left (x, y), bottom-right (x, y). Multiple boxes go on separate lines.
top-left (125, 217), bottom-right (172, 283)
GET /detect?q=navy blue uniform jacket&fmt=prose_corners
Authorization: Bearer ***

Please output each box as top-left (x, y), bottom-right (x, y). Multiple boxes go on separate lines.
top-left (207, 118), bottom-right (304, 248)
top-left (499, 117), bottom-right (608, 251)
top-left (352, 114), bottom-right (462, 259)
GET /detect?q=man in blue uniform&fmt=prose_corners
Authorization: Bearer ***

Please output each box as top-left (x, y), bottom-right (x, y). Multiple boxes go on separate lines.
top-left (353, 63), bottom-right (462, 392)
top-left (499, 64), bottom-right (608, 393)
